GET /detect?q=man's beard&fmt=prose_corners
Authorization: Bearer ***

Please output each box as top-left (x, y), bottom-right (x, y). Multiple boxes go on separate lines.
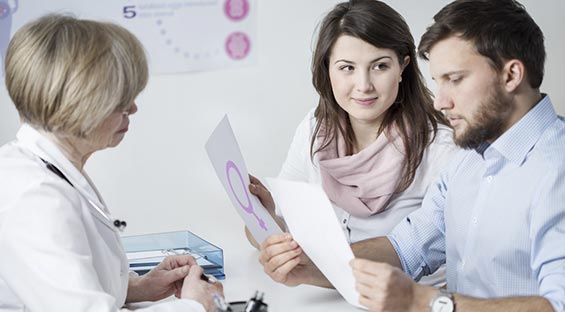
top-left (454, 85), bottom-right (514, 149)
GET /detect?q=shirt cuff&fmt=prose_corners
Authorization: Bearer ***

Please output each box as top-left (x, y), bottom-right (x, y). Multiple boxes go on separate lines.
top-left (387, 226), bottom-right (428, 281)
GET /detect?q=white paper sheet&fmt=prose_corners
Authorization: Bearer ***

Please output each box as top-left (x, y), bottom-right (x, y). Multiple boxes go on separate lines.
top-left (266, 178), bottom-right (365, 309)
top-left (205, 115), bottom-right (282, 244)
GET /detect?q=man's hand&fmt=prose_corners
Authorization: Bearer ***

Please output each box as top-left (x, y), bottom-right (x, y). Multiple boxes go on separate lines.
top-left (351, 258), bottom-right (433, 312)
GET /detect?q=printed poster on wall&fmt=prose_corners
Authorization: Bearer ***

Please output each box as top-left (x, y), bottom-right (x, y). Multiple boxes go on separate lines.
top-left (0, 0), bottom-right (256, 76)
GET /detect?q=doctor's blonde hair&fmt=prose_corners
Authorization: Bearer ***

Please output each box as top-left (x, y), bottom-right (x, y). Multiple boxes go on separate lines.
top-left (4, 14), bottom-right (148, 138)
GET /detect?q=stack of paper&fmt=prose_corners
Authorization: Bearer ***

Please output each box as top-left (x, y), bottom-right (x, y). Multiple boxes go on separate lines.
top-left (126, 248), bottom-right (223, 277)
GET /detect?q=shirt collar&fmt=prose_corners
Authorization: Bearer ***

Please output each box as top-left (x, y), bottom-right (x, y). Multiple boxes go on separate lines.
top-left (482, 95), bottom-right (557, 165)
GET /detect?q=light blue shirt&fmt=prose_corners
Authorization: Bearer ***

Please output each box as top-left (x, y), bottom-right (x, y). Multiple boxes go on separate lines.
top-left (388, 95), bottom-right (565, 311)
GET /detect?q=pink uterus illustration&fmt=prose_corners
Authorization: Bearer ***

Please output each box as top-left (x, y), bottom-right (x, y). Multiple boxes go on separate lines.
top-left (0, 0), bottom-right (18, 77)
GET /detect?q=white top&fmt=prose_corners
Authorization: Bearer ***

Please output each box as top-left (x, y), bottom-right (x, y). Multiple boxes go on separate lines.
top-left (0, 124), bottom-right (204, 312)
top-left (277, 109), bottom-right (459, 285)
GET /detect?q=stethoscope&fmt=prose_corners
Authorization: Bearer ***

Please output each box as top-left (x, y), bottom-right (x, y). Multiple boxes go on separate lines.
top-left (40, 158), bottom-right (127, 232)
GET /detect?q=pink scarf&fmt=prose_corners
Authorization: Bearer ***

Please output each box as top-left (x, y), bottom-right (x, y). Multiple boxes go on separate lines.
top-left (317, 126), bottom-right (405, 217)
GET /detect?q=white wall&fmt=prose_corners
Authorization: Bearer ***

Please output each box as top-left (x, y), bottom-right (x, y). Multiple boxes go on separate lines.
top-left (0, 0), bottom-right (564, 244)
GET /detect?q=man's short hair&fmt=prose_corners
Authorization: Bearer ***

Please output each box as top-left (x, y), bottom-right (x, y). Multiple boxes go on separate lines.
top-left (418, 0), bottom-right (545, 89)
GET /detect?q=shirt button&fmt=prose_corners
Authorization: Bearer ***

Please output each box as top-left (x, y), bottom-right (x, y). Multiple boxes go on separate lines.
top-left (461, 260), bottom-right (466, 268)
top-left (472, 217), bottom-right (478, 224)
top-left (486, 176), bottom-right (493, 183)
top-left (343, 219), bottom-right (347, 224)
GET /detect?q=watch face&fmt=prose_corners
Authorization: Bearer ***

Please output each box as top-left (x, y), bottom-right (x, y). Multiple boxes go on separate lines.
top-left (431, 295), bottom-right (454, 312)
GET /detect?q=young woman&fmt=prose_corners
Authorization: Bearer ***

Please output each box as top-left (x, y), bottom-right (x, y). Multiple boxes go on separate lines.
top-left (249, 0), bottom-right (458, 288)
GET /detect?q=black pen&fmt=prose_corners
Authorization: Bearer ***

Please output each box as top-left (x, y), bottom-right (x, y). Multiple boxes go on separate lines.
top-left (200, 273), bottom-right (218, 284)
top-left (165, 248), bottom-right (217, 284)
top-left (201, 274), bottom-right (231, 311)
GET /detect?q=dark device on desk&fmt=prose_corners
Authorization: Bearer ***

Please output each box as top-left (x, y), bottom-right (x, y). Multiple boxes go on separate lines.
top-left (217, 291), bottom-right (268, 312)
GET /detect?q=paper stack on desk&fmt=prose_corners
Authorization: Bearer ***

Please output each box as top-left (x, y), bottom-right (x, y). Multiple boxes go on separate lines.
top-left (121, 231), bottom-right (225, 279)
top-left (126, 248), bottom-right (223, 275)
top-left (266, 178), bottom-right (366, 310)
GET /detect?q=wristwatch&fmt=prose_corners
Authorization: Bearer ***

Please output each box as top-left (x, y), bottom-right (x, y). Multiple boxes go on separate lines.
top-left (430, 288), bottom-right (455, 312)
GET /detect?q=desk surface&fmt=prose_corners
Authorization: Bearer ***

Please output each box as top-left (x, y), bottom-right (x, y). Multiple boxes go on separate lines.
top-left (215, 231), bottom-right (362, 312)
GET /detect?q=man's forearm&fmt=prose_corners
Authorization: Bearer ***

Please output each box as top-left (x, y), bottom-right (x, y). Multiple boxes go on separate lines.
top-left (351, 236), bottom-right (403, 269)
top-left (412, 286), bottom-right (554, 312)
top-left (306, 237), bottom-right (403, 290)
top-left (452, 295), bottom-right (554, 312)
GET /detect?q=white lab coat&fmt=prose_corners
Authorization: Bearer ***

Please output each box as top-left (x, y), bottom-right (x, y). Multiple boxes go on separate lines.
top-left (0, 124), bottom-right (205, 312)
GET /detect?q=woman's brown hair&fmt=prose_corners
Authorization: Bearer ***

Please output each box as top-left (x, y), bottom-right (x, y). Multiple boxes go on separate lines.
top-left (310, 0), bottom-right (448, 193)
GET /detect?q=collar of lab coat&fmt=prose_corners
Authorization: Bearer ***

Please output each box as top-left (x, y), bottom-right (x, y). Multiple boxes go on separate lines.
top-left (15, 124), bottom-right (109, 213)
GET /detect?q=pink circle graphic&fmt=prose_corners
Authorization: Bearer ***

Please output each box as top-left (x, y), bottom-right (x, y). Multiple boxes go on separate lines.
top-left (0, 3), bottom-right (10, 19)
top-left (225, 32), bottom-right (251, 60)
top-left (224, 0), bottom-right (249, 21)
top-left (225, 160), bottom-right (267, 231)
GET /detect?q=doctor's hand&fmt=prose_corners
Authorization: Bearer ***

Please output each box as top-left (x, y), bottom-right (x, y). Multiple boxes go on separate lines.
top-left (181, 265), bottom-right (224, 312)
top-left (126, 255), bottom-right (197, 303)
top-left (350, 258), bottom-right (433, 311)
top-left (259, 233), bottom-right (331, 288)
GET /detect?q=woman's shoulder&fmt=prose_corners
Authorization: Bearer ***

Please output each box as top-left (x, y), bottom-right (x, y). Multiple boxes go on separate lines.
top-left (0, 143), bottom-right (81, 214)
top-left (304, 107), bottom-right (318, 128)
top-left (0, 141), bottom-right (46, 183)
top-left (422, 123), bottom-right (460, 166)
top-left (291, 107), bottom-right (318, 138)
top-left (430, 123), bottom-right (454, 145)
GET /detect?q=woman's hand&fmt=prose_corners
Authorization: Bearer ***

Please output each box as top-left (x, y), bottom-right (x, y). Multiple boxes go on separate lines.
top-left (259, 233), bottom-right (330, 288)
top-left (245, 175), bottom-right (287, 248)
top-left (248, 175), bottom-right (275, 212)
top-left (126, 255), bottom-right (196, 303)
top-left (181, 265), bottom-right (224, 312)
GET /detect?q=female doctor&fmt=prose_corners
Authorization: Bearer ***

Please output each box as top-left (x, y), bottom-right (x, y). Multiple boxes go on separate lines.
top-left (0, 14), bottom-right (221, 312)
